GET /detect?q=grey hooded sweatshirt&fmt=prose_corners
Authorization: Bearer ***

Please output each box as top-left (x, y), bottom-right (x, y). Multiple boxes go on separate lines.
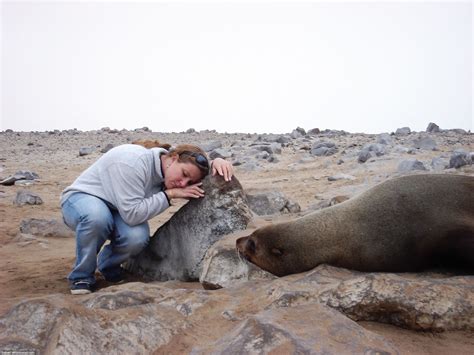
top-left (60, 144), bottom-right (170, 226)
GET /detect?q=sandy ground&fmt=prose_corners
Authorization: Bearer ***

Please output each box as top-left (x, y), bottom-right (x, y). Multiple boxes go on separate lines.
top-left (0, 130), bottom-right (473, 353)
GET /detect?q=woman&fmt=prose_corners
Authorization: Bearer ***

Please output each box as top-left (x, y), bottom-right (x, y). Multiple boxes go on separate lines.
top-left (61, 143), bottom-right (233, 294)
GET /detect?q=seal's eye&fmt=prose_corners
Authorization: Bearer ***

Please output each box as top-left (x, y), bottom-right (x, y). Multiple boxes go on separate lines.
top-left (271, 248), bottom-right (283, 256)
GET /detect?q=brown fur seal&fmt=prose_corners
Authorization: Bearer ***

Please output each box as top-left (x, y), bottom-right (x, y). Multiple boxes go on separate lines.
top-left (132, 139), bottom-right (171, 150)
top-left (237, 174), bottom-right (474, 276)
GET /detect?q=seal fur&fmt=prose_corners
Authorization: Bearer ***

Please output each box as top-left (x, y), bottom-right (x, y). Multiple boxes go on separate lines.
top-left (236, 174), bottom-right (474, 276)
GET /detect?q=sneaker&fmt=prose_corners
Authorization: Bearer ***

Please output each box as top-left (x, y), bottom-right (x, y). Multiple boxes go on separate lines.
top-left (103, 268), bottom-right (125, 283)
top-left (70, 281), bottom-right (93, 295)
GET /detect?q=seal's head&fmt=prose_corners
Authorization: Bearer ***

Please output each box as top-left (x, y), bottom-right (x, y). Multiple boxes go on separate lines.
top-left (236, 225), bottom-right (307, 277)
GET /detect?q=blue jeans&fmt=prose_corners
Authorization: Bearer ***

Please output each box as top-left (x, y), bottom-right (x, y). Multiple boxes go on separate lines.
top-left (62, 192), bottom-right (150, 285)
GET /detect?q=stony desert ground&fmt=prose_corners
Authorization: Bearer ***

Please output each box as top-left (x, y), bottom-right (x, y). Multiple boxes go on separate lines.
top-left (0, 125), bottom-right (473, 353)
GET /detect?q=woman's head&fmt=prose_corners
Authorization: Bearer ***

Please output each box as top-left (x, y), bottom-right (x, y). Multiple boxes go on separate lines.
top-left (161, 144), bottom-right (210, 189)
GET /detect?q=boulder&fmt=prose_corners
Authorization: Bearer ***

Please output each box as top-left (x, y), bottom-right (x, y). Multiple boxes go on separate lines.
top-left (100, 143), bottom-right (114, 154)
top-left (431, 157), bottom-right (449, 171)
top-left (397, 159), bottom-right (427, 173)
top-left (327, 174), bottom-right (356, 182)
top-left (426, 122), bottom-right (440, 133)
top-left (200, 232), bottom-right (276, 290)
top-left (14, 190), bottom-right (43, 206)
top-left (449, 150), bottom-right (472, 169)
top-left (377, 133), bottom-right (393, 145)
top-left (194, 303), bottom-right (399, 354)
top-left (310, 141), bottom-right (337, 156)
top-left (412, 136), bottom-right (438, 150)
top-left (246, 191), bottom-right (301, 215)
top-left (395, 127), bottom-right (411, 135)
top-left (79, 147), bottom-right (94, 156)
top-left (201, 141), bottom-right (223, 152)
top-left (320, 272), bottom-right (474, 331)
top-left (0, 170), bottom-right (40, 186)
top-left (19, 218), bottom-right (74, 238)
top-left (209, 148), bottom-right (232, 160)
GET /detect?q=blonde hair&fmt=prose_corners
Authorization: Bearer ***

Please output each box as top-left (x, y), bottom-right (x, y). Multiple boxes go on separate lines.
top-left (167, 144), bottom-right (210, 179)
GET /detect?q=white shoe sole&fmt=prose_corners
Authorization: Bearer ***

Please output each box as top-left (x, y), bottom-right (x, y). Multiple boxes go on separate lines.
top-left (70, 288), bottom-right (92, 295)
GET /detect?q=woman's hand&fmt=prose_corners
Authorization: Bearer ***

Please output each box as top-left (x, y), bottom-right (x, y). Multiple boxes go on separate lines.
top-left (211, 158), bottom-right (234, 182)
top-left (166, 182), bottom-right (205, 200)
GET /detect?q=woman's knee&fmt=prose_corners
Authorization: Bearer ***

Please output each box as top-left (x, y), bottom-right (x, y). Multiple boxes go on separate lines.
top-left (124, 226), bottom-right (149, 254)
top-left (64, 194), bottom-right (114, 235)
top-left (80, 208), bottom-right (113, 234)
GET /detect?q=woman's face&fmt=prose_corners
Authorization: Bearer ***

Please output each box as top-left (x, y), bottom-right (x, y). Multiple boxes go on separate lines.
top-left (164, 157), bottom-right (202, 189)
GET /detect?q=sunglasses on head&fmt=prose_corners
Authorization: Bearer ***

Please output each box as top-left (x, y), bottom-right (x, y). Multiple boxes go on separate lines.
top-left (180, 151), bottom-right (210, 170)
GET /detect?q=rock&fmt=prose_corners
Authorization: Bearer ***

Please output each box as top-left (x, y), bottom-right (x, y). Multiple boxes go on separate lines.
top-left (186, 128), bottom-right (196, 133)
top-left (307, 128), bottom-right (321, 135)
top-left (320, 272), bottom-right (474, 331)
top-left (238, 161), bottom-right (261, 172)
top-left (377, 133), bottom-right (392, 145)
top-left (200, 233), bottom-right (276, 289)
top-left (310, 141), bottom-right (337, 156)
top-left (0, 170), bottom-right (40, 186)
top-left (194, 304), bottom-right (399, 354)
top-left (426, 122), bottom-right (440, 133)
top-left (251, 143), bottom-right (282, 155)
top-left (134, 126), bottom-right (150, 132)
top-left (393, 145), bottom-right (411, 154)
top-left (275, 135), bottom-right (290, 144)
top-left (79, 147), bottom-right (94, 156)
top-left (431, 157), bottom-right (449, 171)
top-left (100, 143), bottom-right (114, 154)
top-left (0, 291), bottom-right (186, 353)
top-left (308, 195), bottom-right (350, 211)
top-left (290, 128), bottom-right (304, 139)
top-left (19, 218), bottom-right (74, 238)
top-left (255, 151), bottom-right (270, 160)
top-left (448, 128), bottom-right (468, 134)
top-left (0, 265), bottom-right (472, 353)
top-left (395, 127), bottom-right (411, 135)
top-left (14, 190), bottom-right (43, 206)
top-left (209, 148), bottom-right (232, 160)
top-left (357, 150), bottom-right (373, 163)
top-left (201, 141), bottom-right (223, 152)
top-left (14, 180), bottom-right (35, 186)
top-left (327, 174), bottom-right (356, 182)
top-left (412, 136), bottom-right (438, 150)
top-left (356, 144), bottom-right (378, 163)
top-left (295, 126), bottom-right (306, 135)
top-left (285, 200), bottom-right (301, 213)
top-left (267, 155), bottom-right (279, 163)
top-left (449, 150), bottom-right (472, 169)
top-left (361, 143), bottom-right (386, 157)
top-left (126, 175), bottom-right (252, 281)
top-left (246, 191), bottom-right (300, 215)
top-left (397, 159), bottom-right (427, 173)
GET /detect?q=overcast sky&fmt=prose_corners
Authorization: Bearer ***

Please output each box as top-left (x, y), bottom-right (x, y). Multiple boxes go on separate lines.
top-left (2, 1), bottom-right (472, 134)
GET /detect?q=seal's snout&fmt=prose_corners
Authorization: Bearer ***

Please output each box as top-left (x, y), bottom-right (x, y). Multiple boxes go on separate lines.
top-left (236, 236), bottom-right (255, 261)
top-left (236, 236), bottom-right (247, 250)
